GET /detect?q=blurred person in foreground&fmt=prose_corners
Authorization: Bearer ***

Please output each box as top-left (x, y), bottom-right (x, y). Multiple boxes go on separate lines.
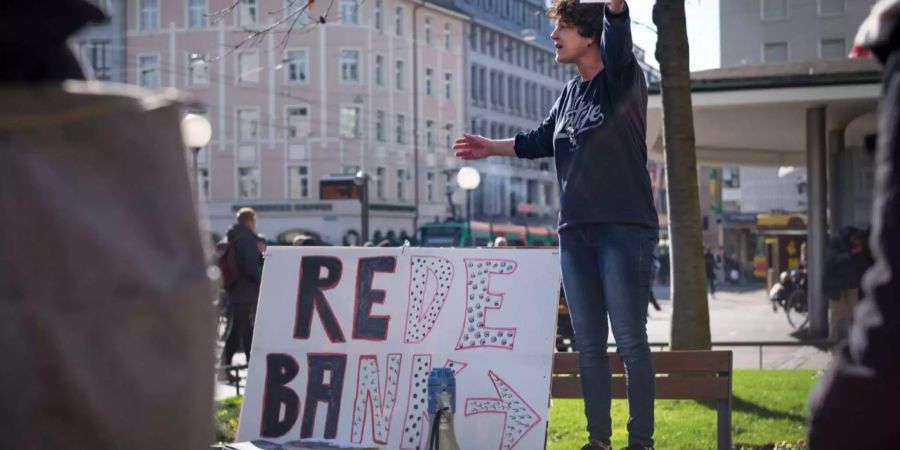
top-left (453, 0), bottom-right (657, 448)
top-left (0, 1), bottom-right (214, 449)
top-left (809, 1), bottom-right (900, 448)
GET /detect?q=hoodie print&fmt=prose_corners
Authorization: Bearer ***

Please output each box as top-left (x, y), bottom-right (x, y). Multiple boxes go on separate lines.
top-left (560, 87), bottom-right (605, 149)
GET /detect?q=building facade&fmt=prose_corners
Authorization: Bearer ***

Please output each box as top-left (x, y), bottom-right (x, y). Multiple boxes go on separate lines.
top-left (717, 0), bottom-right (878, 261)
top-left (73, 0), bottom-right (128, 82)
top-left (126, 0), bottom-right (468, 244)
top-left (720, 0), bottom-right (875, 66)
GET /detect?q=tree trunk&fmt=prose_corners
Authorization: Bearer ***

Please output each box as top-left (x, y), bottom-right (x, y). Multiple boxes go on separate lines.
top-left (653, 0), bottom-right (711, 350)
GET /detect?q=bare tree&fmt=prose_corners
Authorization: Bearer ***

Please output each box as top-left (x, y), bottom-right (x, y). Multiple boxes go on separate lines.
top-left (653, 0), bottom-right (711, 350)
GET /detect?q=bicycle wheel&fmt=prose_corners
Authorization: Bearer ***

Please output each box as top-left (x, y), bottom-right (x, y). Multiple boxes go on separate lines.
top-left (785, 290), bottom-right (809, 330)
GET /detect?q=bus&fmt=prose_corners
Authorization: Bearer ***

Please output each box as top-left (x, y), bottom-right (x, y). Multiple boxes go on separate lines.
top-left (419, 220), bottom-right (558, 247)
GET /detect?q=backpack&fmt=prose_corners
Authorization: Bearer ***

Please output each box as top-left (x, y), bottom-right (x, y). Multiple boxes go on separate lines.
top-left (216, 239), bottom-right (240, 289)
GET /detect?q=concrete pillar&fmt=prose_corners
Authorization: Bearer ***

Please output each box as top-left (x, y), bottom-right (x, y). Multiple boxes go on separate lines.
top-left (807, 107), bottom-right (829, 338)
top-left (828, 130), bottom-right (846, 232)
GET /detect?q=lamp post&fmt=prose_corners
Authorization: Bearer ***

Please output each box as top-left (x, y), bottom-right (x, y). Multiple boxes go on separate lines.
top-left (180, 113), bottom-right (212, 206)
top-left (456, 167), bottom-right (481, 246)
top-left (355, 170), bottom-right (371, 244)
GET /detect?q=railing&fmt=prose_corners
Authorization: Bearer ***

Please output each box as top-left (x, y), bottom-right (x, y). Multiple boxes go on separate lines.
top-left (558, 339), bottom-right (834, 369)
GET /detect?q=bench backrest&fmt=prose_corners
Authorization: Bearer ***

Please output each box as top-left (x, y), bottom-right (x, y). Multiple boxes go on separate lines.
top-left (551, 350), bottom-right (733, 401)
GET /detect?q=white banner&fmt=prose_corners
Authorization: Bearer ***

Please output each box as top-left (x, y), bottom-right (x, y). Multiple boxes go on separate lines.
top-left (237, 247), bottom-right (561, 450)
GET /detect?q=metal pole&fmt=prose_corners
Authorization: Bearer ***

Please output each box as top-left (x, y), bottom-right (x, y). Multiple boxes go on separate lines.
top-left (361, 174), bottom-right (370, 244)
top-left (466, 189), bottom-right (472, 246)
top-left (192, 147), bottom-right (200, 205)
top-left (807, 106), bottom-right (829, 339)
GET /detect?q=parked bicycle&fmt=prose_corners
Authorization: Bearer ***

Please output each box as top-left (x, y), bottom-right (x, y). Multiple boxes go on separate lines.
top-left (769, 268), bottom-right (808, 330)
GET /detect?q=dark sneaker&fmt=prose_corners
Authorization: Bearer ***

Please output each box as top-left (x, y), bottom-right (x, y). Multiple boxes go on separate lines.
top-left (580, 443), bottom-right (610, 450)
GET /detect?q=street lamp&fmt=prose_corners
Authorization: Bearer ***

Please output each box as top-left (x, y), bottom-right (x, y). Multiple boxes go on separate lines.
top-left (355, 170), bottom-right (371, 244)
top-left (181, 113), bottom-right (212, 205)
top-left (456, 167), bottom-right (481, 246)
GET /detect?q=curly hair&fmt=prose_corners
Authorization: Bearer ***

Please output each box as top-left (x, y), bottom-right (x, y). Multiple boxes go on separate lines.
top-left (547, 0), bottom-right (605, 42)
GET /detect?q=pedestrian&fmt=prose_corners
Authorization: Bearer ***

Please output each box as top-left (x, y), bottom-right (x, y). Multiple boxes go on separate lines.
top-left (220, 208), bottom-right (263, 371)
top-left (453, 1), bottom-right (656, 448)
top-left (823, 226), bottom-right (873, 342)
top-left (704, 247), bottom-right (718, 298)
top-left (658, 247), bottom-right (670, 285)
top-left (809, 2), bottom-right (900, 446)
top-left (494, 236), bottom-right (509, 247)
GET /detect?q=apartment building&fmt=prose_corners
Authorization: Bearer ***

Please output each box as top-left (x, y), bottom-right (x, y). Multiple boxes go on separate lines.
top-left (73, 0), bottom-right (128, 82)
top-left (126, 0), bottom-right (468, 244)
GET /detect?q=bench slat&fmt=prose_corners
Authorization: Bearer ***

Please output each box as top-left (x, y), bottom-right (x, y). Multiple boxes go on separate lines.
top-left (553, 351), bottom-right (732, 374)
top-left (551, 376), bottom-right (730, 401)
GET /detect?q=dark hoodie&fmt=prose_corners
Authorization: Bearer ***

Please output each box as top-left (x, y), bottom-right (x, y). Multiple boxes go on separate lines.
top-left (513, 5), bottom-right (657, 230)
top-left (225, 222), bottom-right (262, 305)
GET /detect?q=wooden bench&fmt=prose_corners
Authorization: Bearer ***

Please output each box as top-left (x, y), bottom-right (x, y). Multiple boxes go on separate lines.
top-left (552, 350), bottom-right (733, 450)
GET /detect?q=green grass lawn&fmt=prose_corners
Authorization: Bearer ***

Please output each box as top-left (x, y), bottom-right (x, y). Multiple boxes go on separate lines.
top-left (216, 370), bottom-right (817, 450)
top-left (547, 370), bottom-right (816, 450)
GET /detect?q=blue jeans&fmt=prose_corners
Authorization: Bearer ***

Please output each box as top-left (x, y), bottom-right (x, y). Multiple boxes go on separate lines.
top-left (560, 223), bottom-right (657, 447)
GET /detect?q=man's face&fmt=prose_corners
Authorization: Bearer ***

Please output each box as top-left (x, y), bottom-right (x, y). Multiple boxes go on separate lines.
top-left (550, 20), bottom-right (595, 64)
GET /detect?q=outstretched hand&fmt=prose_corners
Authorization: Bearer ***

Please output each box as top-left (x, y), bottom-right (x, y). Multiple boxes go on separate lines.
top-left (453, 134), bottom-right (494, 160)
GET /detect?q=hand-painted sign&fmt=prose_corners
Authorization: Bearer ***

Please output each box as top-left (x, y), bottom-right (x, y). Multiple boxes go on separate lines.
top-left (236, 247), bottom-right (561, 450)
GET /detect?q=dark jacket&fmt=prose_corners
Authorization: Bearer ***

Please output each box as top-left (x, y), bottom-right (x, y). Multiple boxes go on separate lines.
top-left (809, 3), bottom-right (900, 448)
top-left (823, 227), bottom-right (873, 299)
top-left (225, 223), bottom-right (262, 305)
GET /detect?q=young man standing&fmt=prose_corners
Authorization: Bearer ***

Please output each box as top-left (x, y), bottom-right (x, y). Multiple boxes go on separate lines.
top-left (453, 1), bottom-right (657, 448)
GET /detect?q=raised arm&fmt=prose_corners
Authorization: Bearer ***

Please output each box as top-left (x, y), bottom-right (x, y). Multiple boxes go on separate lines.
top-left (601, 0), bottom-right (636, 86)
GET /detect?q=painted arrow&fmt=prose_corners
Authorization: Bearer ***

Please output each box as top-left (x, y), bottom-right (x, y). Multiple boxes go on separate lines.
top-left (464, 370), bottom-right (541, 450)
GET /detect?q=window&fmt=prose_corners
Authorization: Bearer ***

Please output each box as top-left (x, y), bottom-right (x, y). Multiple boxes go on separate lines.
top-left (286, 0), bottom-right (304, 17)
top-left (188, 53), bottom-right (210, 86)
top-left (238, 0), bottom-right (257, 26)
top-left (375, 110), bottom-right (386, 142)
top-left (374, 0), bottom-right (383, 30)
top-left (426, 171), bottom-right (435, 202)
top-left (425, 17), bottom-right (433, 44)
top-left (237, 51), bottom-right (260, 84)
top-left (444, 123), bottom-right (454, 148)
top-left (444, 72), bottom-right (452, 100)
top-left (140, 0), bottom-right (159, 31)
top-left (237, 108), bottom-right (259, 141)
top-left (340, 106), bottom-right (361, 138)
top-left (444, 23), bottom-right (451, 50)
top-left (341, 0), bottom-right (358, 24)
top-left (395, 7), bottom-right (404, 36)
top-left (340, 49), bottom-right (360, 82)
top-left (286, 106), bottom-right (310, 138)
top-left (396, 113), bottom-right (406, 143)
top-left (238, 167), bottom-right (260, 199)
top-left (470, 65), bottom-right (478, 101)
top-left (722, 167), bottom-right (740, 189)
top-left (819, 0), bottom-right (845, 16)
top-left (821, 38), bottom-right (846, 60)
top-left (287, 166), bottom-right (310, 199)
top-left (285, 49), bottom-right (308, 83)
top-left (138, 55), bottom-right (160, 87)
top-left (761, 0), bottom-right (788, 21)
top-left (425, 67), bottom-right (434, 96)
top-left (397, 169), bottom-right (407, 201)
top-left (188, 0), bottom-right (207, 28)
top-left (425, 120), bottom-right (435, 147)
top-left (395, 60), bottom-right (405, 90)
top-left (763, 42), bottom-right (788, 62)
top-left (199, 168), bottom-right (210, 200)
top-left (85, 40), bottom-right (111, 80)
top-left (376, 167), bottom-right (386, 199)
top-left (375, 54), bottom-right (385, 86)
